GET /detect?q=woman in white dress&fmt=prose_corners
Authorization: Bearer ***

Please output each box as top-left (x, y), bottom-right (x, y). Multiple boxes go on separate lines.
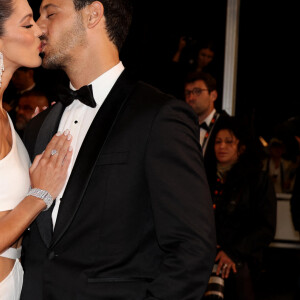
top-left (0, 0), bottom-right (73, 298)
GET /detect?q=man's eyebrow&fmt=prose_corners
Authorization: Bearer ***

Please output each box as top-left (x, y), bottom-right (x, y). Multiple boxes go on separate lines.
top-left (40, 4), bottom-right (59, 12)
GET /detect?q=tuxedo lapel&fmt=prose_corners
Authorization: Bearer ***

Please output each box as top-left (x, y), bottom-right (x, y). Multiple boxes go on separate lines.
top-left (34, 102), bottom-right (65, 248)
top-left (34, 102), bottom-right (65, 155)
top-left (51, 71), bottom-right (136, 247)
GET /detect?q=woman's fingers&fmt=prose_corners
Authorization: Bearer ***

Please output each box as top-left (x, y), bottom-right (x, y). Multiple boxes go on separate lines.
top-left (216, 261), bottom-right (223, 275)
top-left (223, 263), bottom-right (236, 278)
top-left (232, 263), bottom-right (237, 273)
top-left (30, 130), bottom-right (73, 199)
top-left (31, 107), bottom-right (40, 119)
top-left (30, 153), bottom-right (43, 173)
top-left (55, 134), bottom-right (73, 168)
top-left (43, 131), bottom-right (63, 158)
top-left (49, 130), bottom-right (72, 165)
top-left (44, 130), bottom-right (70, 159)
top-left (223, 264), bottom-right (230, 278)
top-left (220, 262), bottom-right (237, 278)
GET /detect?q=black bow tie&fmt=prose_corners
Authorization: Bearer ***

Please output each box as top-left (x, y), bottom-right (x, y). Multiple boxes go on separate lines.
top-left (57, 85), bottom-right (97, 108)
top-left (199, 122), bottom-right (209, 131)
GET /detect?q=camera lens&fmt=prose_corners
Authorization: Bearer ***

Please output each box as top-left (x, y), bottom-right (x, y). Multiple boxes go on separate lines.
top-left (203, 264), bottom-right (225, 299)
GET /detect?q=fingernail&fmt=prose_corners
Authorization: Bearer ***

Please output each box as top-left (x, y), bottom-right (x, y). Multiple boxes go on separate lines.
top-left (67, 134), bottom-right (72, 141)
top-left (34, 107), bottom-right (38, 113)
top-left (68, 146), bottom-right (73, 151)
top-left (56, 131), bottom-right (62, 136)
top-left (64, 129), bottom-right (70, 136)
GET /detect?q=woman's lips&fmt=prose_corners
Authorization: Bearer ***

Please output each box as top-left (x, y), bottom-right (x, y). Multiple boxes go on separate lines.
top-left (39, 42), bottom-right (46, 52)
top-left (216, 152), bottom-right (227, 156)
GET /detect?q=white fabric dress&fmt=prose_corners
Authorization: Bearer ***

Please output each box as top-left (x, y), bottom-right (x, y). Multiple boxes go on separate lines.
top-left (0, 114), bottom-right (31, 300)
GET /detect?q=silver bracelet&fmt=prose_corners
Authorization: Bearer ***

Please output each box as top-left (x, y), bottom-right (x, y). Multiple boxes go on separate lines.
top-left (27, 188), bottom-right (53, 211)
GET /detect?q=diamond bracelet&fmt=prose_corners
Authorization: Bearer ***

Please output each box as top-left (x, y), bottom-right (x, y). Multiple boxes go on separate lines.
top-left (27, 188), bottom-right (53, 211)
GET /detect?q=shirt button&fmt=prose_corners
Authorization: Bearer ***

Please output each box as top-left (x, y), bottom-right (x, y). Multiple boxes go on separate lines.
top-left (48, 251), bottom-right (56, 260)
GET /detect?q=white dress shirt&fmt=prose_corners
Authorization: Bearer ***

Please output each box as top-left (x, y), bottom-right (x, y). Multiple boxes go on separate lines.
top-left (52, 62), bottom-right (125, 227)
top-left (199, 108), bottom-right (216, 147)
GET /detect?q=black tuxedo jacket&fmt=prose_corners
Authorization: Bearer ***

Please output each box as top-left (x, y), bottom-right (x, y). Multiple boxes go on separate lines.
top-left (21, 70), bottom-right (216, 300)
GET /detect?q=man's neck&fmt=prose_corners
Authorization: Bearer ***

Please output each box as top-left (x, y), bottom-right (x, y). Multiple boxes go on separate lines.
top-left (65, 47), bottom-right (120, 89)
top-left (198, 108), bottom-right (215, 124)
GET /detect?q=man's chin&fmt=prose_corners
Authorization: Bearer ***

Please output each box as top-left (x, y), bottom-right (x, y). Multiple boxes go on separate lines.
top-left (41, 55), bottom-right (63, 70)
top-left (15, 120), bottom-right (27, 131)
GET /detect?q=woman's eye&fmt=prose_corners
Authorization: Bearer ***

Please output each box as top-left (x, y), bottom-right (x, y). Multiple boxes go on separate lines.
top-left (23, 25), bottom-right (33, 29)
top-left (47, 13), bottom-right (55, 18)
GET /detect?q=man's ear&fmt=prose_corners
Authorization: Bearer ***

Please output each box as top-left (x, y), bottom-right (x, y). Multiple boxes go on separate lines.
top-left (210, 90), bottom-right (218, 102)
top-left (85, 1), bottom-right (104, 29)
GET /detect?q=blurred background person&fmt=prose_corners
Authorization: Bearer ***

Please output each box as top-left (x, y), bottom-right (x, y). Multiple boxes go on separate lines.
top-left (161, 38), bottom-right (218, 99)
top-left (3, 67), bottom-right (36, 113)
top-left (289, 135), bottom-right (300, 300)
top-left (172, 38), bottom-right (216, 75)
top-left (263, 138), bottom-right (296, 194)
top-left (291, 135), bottom-right (300, 231)
top-left (184, 71), bottom-right (228, 171)
top-left (205, 117), bottom-right (276, 300)
top-left (15, 90), bottom-right (49, 137)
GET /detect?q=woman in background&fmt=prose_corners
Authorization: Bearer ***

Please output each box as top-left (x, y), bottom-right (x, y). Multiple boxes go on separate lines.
top-left (206, 117), bottom-right (276, 299)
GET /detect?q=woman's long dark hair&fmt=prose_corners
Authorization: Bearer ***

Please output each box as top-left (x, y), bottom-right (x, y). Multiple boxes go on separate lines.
top-left (0, 0), bottom-right (13, 37)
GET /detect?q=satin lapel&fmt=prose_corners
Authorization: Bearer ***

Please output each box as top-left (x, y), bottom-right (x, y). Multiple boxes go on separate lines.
top-left (34, 102), bottom-right (65, 248)
top-left (51, 72), bottom-right (136, 247)
top-left (34, 102), bottom-right (65, 155)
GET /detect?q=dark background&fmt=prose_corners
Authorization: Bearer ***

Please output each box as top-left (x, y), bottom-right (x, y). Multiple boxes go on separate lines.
top-left (28, 0), bottom-right (297, 154)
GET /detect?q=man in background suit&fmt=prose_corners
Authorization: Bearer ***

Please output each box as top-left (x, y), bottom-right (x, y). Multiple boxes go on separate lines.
top-left (184, 71), bottom-right (229, 170)
top-left (3, 67), bottom-right (37, 122)
top-left (21, 0), bottom-right (216, 299)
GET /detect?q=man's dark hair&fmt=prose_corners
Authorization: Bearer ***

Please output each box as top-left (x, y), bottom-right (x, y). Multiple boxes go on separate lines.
top-left (73, 0), bottom-right (133, 52)
top-left (185, 71), bottom-right (217, 93)
top-left (0, 0), bottom-right (13, 36)
top-left (19, 89), bottom-right (49, 106)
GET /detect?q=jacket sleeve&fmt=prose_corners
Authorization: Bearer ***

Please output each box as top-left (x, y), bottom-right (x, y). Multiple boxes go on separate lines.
top-left (224, 172), bottom-right (277, 263)
top-left (144, 99), bottom-right (216, 299)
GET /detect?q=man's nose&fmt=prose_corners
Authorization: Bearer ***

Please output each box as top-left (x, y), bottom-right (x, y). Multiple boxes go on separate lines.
top-left (16, 107), bottom-right (24, 114)
top-left (36, 17), bottom-right (46, 34)
top-left (185, 93), bottom-right (194, 102)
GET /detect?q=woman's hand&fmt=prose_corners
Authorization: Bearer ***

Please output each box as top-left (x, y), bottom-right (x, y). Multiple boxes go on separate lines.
top-left (30, 130), bottom-right (73, 199)
top-left (215, 250), bottom-right (237, 278)
top-left (31, 102), bottom-right (56, 118)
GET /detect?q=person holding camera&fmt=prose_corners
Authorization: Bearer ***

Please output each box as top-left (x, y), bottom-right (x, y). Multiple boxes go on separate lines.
top-left (172, 37), bottom-right (215, 74)
top-left (205, 117), bottom-right (276, 299)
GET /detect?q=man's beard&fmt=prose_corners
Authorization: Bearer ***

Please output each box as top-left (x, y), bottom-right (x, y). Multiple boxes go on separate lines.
top-left (40, 15), bottom-right (86, 70)
top-left (15, 115), bottom-right (28, 131)
top-left (41, 48), bottom-right (70, 70)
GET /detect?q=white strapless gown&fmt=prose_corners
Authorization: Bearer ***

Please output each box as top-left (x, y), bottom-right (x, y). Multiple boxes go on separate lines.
top-left (0, 114), bottom-right (31, 300)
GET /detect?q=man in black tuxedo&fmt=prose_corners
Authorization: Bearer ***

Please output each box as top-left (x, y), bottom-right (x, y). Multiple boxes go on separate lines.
top-left (21, 0), bottom-right (216, 299)
top-left (184, 72), bottom-right (229, 170)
